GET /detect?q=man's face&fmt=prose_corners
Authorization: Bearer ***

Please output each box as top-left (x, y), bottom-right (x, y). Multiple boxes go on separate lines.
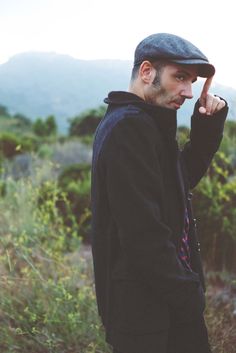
top-left (144, 63), bottom-right (198, 110)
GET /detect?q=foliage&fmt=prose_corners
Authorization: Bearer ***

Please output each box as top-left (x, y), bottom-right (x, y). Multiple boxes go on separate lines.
top-left (205, 272), bottom-right (236, 353)
top-left (217, 120), bottom-right (236, 169)
top-left (33, 116), bottom-right (57, 137)
top-left (57, 164), bottom-right (92, 242)
top-left (46, 115), bottom-right (57, 136)
top-left (0, 104), bottom-right (10, 117)
top-left (175, 121), bottom-right (236, 272)
top-left (0, 268), bottom-right (107, 353)
top-left (69, 106), bottom-right (106, 137)
top-left (0, 132), bottom-right (35, 159)
top-left (177, 125), bottom-right (190, 148)
top-left (0, 174), bottom-right (108, 352)
top-left (0, 132), bottom-right (22, 158)
top-left (224, 119), bottom-right (236, 139)
top-left (13, 113), bottom-right (32, 127)
top-left (193, 151), bottom-right (236, 272)
top-left (37, 144), bottom-right (54, 159)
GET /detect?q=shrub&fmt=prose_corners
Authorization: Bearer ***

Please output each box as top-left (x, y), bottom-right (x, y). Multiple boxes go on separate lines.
top-left (0, 172), bottom-right (109, 352)
top-left (177, 125), bottom-right (190, 148)
top-left (37, 144), bottom-right (54, 159)
top-left (224, 119), bottom-right (236, 139)
top-left (57, 164), bottom-right (91, 243)
top-left (69, 106), bottom-right (106, 137)
top-left (0, 132), bottom-right (39, 159)
top-left (193, 151), bottom-right (236, 272)
top-left (0, 132), bottom-right (21, 158)
top-left (13, 113), bottom-right (32, 127)
top-left (0, 104), bottom-right (10, 117)
top-left (33, 116), bottom-right (57, 137)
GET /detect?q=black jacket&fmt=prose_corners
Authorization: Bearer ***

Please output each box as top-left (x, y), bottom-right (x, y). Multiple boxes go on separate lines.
top-left (91, 91), bottom-right (228, 346)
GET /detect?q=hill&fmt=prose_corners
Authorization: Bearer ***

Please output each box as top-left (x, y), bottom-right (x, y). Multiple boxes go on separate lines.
top-left (0, 52), bottom-right (235, 132)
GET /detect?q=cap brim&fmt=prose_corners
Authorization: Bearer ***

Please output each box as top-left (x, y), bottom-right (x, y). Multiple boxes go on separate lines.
top-left (171, 59), bottom-right (215, 78)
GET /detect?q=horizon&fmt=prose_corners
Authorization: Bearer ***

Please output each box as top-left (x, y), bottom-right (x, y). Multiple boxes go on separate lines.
top-left (1, 50), bottom-right (235, 92)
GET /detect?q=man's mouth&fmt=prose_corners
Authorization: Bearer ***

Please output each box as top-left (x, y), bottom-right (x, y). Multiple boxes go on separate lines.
top-left (172, 100), bottom-right (185, 109)
top-left (172, 102), bottom-right (182, 109)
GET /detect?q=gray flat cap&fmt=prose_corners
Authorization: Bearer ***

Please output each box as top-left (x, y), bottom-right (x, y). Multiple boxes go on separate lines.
top-left (134, 33), bottom-right (215, 78)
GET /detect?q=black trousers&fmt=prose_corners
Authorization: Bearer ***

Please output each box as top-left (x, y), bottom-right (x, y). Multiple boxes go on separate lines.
top-left (112, 317), bottom-right (211, 353)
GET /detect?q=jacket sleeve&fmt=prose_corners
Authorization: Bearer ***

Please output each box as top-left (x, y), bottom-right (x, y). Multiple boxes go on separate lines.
top-left (181, 99), bottom-right (228, 189)
top-left (103, 114), bottom-right (205, 321)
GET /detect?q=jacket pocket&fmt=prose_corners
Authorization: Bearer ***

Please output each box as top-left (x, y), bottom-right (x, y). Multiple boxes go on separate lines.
top-left (168, 283), bottom-right (206, 324)
top-left (111, 278), bottom-right (170, 334)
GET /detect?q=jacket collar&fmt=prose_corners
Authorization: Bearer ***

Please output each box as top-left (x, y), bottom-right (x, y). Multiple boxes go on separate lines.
top-left (104, 91), bottom-right (177, 138)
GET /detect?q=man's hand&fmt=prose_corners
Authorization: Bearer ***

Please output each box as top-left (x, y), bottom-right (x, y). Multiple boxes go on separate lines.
top-left (199, 76), bottom-right (226, 115)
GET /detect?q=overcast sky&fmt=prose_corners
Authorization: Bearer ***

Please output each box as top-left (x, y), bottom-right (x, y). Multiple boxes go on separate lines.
top-left (0, 0), bottom-right (235, 88)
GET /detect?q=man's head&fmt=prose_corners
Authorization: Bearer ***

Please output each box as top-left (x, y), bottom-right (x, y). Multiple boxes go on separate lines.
top-left (133, 33), bottom-right (215, 78)
top-left (129, 33), bottom-right (215, 110)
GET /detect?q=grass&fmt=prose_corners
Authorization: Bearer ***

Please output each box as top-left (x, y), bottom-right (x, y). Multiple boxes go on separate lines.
top-left (1, 242), bottom-right (234, 352)
top-left (0, 245), bottom-right (108, 352)
top-left (205, 272), bottom-right (236, 353)
top-left (206, 299), bottom-right (235, 353)
top-left (0, 165), bottom-right (108, 352)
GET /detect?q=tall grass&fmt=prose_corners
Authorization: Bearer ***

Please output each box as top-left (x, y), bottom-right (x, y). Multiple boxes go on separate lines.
top-left (0, 164), bottom-right (109, 353)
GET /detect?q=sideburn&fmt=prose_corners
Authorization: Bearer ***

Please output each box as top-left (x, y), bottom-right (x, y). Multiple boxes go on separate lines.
top-left (152, 71), bottom-right (161, 87)
top-left (151, 62), bottom-right (166, 88)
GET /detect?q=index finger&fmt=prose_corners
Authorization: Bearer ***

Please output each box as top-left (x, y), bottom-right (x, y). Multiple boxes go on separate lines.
top-left (200, 76), bottom-right (213, 100)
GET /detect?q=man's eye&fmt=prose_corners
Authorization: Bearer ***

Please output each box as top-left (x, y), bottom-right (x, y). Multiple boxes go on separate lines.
top-left (176, 75), bottom-right (185, 81)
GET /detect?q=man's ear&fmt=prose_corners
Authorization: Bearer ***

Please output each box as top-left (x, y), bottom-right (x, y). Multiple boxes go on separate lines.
top-left (139, 61), bottom-right (156, 84)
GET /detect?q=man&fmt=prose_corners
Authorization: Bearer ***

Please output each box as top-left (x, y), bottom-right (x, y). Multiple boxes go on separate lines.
top-left (91, 33), bottom-right (228, 353)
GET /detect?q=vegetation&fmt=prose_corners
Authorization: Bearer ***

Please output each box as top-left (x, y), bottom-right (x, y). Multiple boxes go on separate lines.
top-left (0, 104), bottom-right (10, 117)
top-left (69, 106), bottom-right (106, 137)
top-left (0, 104), bottom-right (235, 352)
top-left (193, 152), bottom-right (236, 272)
top-left (33, 116), bottom-right (57, 137)
top-left (0, 172), bottom-right (107, 352)
top-left (57, 163), bottom-right (91, 242)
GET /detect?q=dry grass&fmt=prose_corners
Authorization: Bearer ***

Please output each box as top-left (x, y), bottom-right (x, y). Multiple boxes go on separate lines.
top-left (205, 274), bottom-right (236, 353)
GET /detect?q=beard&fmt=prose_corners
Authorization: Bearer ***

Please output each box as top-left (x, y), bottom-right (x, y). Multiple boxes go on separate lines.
top-left (146, 75), bottom-right (169, 106)
top-left (147, 72), bottom-right (185, 108)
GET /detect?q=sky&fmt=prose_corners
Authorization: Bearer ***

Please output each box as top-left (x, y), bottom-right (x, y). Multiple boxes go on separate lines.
top-left (0, 0), bottom-right (235, 88)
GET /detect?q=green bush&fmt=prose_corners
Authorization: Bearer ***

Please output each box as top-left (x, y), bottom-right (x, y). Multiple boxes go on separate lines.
top-left (224, 119), bottom-right (236, 139)
top-left (177, 125), bottom-right (190, 148)
top-left (0, 239), bottom-right (107, 352)
top-left (33, 116), bottom-right (57, 137)
top-left (193, 151), bottom-right (236, 272)
top-left (0, 104), bottom-right (10, 117)
top-left (0, 132), bottom-right (22, 158)
top-left (37, 144), bottom-right (54, 159)
top-left (0, 177), bottom-right (107, 352)
top-left (13, 113), bottom-right (32, 127)
top-left (57, 164), bottom-right (91, 243)
top-left (0, 132), bottom-right (38, 159)
top-left (69, 106), bottom-right (106, 137)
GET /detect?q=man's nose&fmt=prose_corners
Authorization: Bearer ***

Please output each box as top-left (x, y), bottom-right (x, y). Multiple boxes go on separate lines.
top-left (181, 83), bottom-right (193, 99)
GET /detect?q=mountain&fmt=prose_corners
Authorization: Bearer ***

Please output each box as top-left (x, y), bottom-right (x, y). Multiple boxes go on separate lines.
top-left (0, 52), bottom-right (235, 132)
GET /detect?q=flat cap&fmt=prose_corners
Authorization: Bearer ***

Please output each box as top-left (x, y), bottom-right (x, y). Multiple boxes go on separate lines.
top-left (134, 33), bottom-right (215, 78)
